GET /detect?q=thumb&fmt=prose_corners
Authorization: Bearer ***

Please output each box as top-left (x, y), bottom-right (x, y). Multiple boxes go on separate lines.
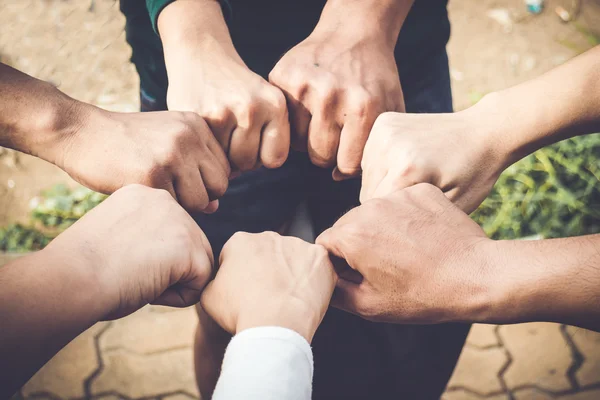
top-left (331, 278), bottom-right (366, 317)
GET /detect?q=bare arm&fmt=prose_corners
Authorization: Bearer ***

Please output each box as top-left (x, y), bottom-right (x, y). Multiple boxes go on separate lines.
top-left (318, 185), bottom-right (600, 332)
top-left (157, 0), bottom-right (290, 171)
top-left (0, 185), bottom-right (213, 398)
top-left (485, 235), bottom-right (600, 331)
top-left (0, 63), bottom-right (86, 166)
top-left (360, 45), bottom-right (600, 212)
top-left (0, 251), bottom-right (102, 397)
top-left (481, 45), bottom-right (600, 167)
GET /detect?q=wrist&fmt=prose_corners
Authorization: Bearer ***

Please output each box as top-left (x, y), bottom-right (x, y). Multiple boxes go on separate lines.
top-left (36, 242), bottom-right (108, 324)
top-left (159, 0), bottom-right (240, 62)
top-left (314, 0), bottom-right (412, 50)
top-left (236, 300), bottom-right (321, 343)
top-left (12, 87), bottom-right (91, 167)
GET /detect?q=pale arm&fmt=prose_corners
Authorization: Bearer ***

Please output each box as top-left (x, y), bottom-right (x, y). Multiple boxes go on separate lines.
top-left (314, 0), bottom-right (414, 48)
top-left (476, 45), bottom-right (600, 168)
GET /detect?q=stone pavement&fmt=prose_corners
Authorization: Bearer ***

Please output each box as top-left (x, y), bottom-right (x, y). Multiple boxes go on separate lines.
top-left (4, 254), bottom-right (599, 400)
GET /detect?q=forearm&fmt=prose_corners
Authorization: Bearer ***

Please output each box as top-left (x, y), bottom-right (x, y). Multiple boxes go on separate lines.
top-left (474, 46), bottom-right (600, 168)
top-left (480, 235), bottom-right (600, 331)
top-left (158, 0), bottom-right (241, 64)
top-left (0, 248), bottom-right (104, 397)
top-left (0, 63), bottom-right (92, 165)
top-left (314, 0), bottom-right (414, 48)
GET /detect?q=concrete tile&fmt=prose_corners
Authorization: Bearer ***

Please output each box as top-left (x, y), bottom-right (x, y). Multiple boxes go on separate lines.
top-left (100, 305), bottom-right (196, 354)
top-left (560, 389), bottom-right (600, 400)
top-left (566, 326), bottom-right (600, 386)
top-left (446, 345), bottom-right (507, 395)
top-left (466, 324), bottom-right (500, 348)
top-left (513, 388), bottom-right (554, 400)
top-left (500, 323), bottom-right (572, 392)
top-left (89, 348), bottom-right (199, 398)
top-left (21, 322), bottom-right (108, 398)
top-left (442, 389), bottom-right (508, 400)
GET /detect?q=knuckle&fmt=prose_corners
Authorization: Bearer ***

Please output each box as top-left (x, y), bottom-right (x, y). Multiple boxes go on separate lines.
top-left (236, 100), bottom-right (260, 128)
top-left (265, 88), bottom-right (288, 112)
top-left (204, 106), bottom-right (234, 126)
top-left (374, 111), bottom-right (398, 128)
top-left (212, 177), bottom-right (229, 198)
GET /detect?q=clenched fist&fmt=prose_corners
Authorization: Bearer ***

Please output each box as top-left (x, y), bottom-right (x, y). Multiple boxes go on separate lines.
top-left (269, 5), bottom-right (405, 178)
top-left (46, 184), bottom-right (215, 320)
top-left (317, 184), bottom-right (493, 324)
top-left (201, 232), bottom-right (337, 342)
top-left (361, 109), bottom-right (505, 213)
top-left (60, 109), bottom-right (230, 214)
top-left (160, 0), bottom-right (290, 172)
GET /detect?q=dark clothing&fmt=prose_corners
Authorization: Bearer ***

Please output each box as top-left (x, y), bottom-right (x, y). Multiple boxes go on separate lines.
top-left (120, 1), bottom-right (468, 399)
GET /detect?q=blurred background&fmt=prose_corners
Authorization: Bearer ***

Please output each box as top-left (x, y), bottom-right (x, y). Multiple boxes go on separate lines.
top-left (1, 0), bottom-right (599, 399)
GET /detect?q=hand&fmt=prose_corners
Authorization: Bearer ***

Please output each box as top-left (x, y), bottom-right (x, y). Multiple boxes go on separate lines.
top-left (160, 1), bottom-right (290, 172)
top-left (360, 108), bottom-right (506, 213)
top-left (317, 184), bottom-right (495, 324)
top-left (43, 184), bottom-right (214, 320)
top-left (201, 232), bottom-right (337, 342)
top-left (60, 109), bottom-right (230, 214)
top-left (269, 11), bottom-right (404, 178)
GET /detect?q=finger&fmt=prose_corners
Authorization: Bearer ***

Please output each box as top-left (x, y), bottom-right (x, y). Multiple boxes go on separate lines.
top-left (229, 124), bottom-right (262, 171)
top-left (360, 167), bottom-right (388, 204)
top-left (260, 117), bottom-right (290, 169)
top-left (152, 284), bottom-right (203, 308)
top-left (188, 114), bottom-right (232, 177)
top-left (330, 278), bottom-right (364, 315)
top-left (203, 108), bottom-right (237, 154)
top-left (202, 200), bottom-right (219, 214)
top-left (174, 169), bottom-right (211, 213)
top-left (286, 94), bottom-right (311, 151)
top-left (198, 152), bottom-right (229, 200)
top-left (336, 116), bottom-right (372, 178)
top-left (307, 112), bottom-right (341, 168)
top-left (199, 281), bottom-right (230, 333)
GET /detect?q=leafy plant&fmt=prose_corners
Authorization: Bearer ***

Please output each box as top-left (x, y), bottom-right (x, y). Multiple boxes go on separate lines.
top-left (0, 185), bottom-right (106, 252)
top-left (472, 133), bottom-right (600, 239)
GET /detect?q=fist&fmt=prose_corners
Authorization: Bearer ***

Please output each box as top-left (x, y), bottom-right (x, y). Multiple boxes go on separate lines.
top-left (361, 111), bottom-right (504, 213)
top-left (166, 45), bottom-right (290, 172)
top-left (63, 110), bottom-right (231, 214)
top-left (46, 184), bottom-right (215, 320)
top-left (269, 33), bottom-right (404, 178)
top-left (317, 184), bottom-right (493, 324)
top-left (201, 232), bottom-right (337, 342)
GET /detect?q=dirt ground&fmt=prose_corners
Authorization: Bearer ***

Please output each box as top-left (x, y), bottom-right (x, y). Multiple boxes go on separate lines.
top-left (1, 0), bottom-right (599, 227)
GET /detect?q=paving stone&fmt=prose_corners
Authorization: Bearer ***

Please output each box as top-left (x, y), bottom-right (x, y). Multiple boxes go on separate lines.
top-left (560, 389), bottom-right (600, 400)
top-left (566, 326), bottom-right (600, 386)
top-left (100, 305), bottom-right (197, 354)
top-left (21, 322), bottom-right (108, 399)
top-left (90, 348), bottom-right (199, 398)
top-left (442, 389), bottom-right (508, 400)
top-left (500, 323), bottom-right (572, 392)
top-left (466, 324), bottom-right (500, 348)
top-left (513, 388), bottom-right (554, 400)
top-left (446, 345), bottom-right (507, 395)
